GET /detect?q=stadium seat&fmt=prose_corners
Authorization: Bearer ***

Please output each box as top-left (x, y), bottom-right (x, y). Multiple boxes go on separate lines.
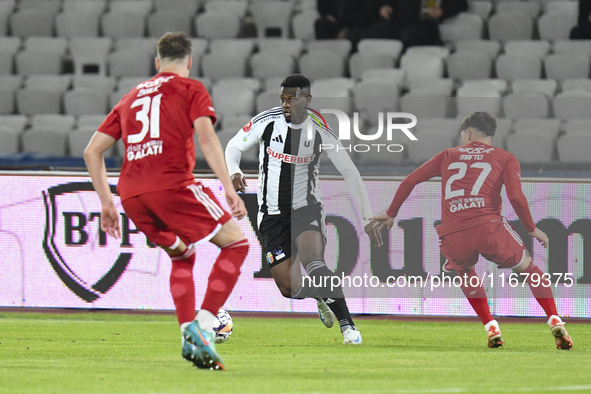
top-left (487, 12), bottom-right (534, 43)
top-left (0, 114), bottom-right (27, 133)
top-left (447, 50), bottom-right (492, 81)
top-left (195, 12), bottom-right (240, 39)
top-left (258, 38), bottom-right (304, 57)
top-left (221, 114), bottom-right (252, 131)
top-left (212, 82), bottom-right (255, 117)
top-left (495, 53), bottom-right (542, 82)
top-left (400, 52), bottom-right (445, 85)
top-left (73, 75), bottom-right (116, 94)
top-left (545, 1), bottom-right (578, 15)
top-left (0, 1), bottom-right (15, 36)
top-left (262, 77), bottom-right (284, 92)
top-left (469, 1), bottom-right (492, 21)
top-left (455, 39), bottom-right (501, 58)
top-left (553, 40), bottom-right (591, 58)
top-left (215, 128), bottom-right (258, 162)
top-left (564, 119), bottom-right (591, 133)
top-left (0, 76), bottom-right (22, 114)
top-left (205, 0), bottom-right (248, 18)
top-left (202, 51), bottom-right (247, 79)
top-left (502, 92), bottom-right (550, 120)
top-left (31, 114), bottom-right (76, 132)
top-left (70, 37), bottom-right (112, 76)
top-left (407, 130), bottom-right (454, 164)
top-left (309, 78), bottom-right (353, 114)
top-left (491, 118), bottom-right (512, 149)
top-left (361, 68), bottom-right (406, 89)
top-left (400, 93), bottom-right (454, 119)
top-left (544, 53), bottom-right (590, 83)
top-left (416, 118), bottom-right (460, 142)
top-left (408, 78), bottom-right (454, 96)
top-left (0, 125), bottom-right (19, 154)
top-left (405, 45), bottom-right (450, 60)
top-left (10, 9), bottom-right (54, 37)
top-left (251, 1), bottom-right (293, 39)
top-left (513, 118), bottom-right (561, 141)
top-left (538, 12), bottom-right (578, 41)
top-left (307, 39), bottom-right (351, 59)
top-left (456, 81), bottom-right (502, 117)
top-left (251, 50), bottom-right (295, 79)
top-left (557, 132), bottom-right (591, 163)
top-left (553, 91), bottom-right (591, 120)
top-left (108, 38), bottom-right (156, 77)
top-left (292, 10), bottom-right (318, 41)
top-left (511, 79), bottom-right (558, 97)
top-left (62, 0), bottom-right (107, 16)
top-left (147, 11), bottom-right (192, 38)
top-left (0, 37), bottom-right (20, 74)
top-left (190, 38), bottom-right (208, 58)
top-left (460, 79), bottom-right (509, 95)
top-left (349, 39), bottom-right (403, 80)
top-left (209, 39), bottom-right (256, 59)
top-left (154, 0), bottom-right (200, 16)
top-left (17, 75), bottom-right (71, 116)
top-left (496, 1), bottom-right (541, 19)
top-left (215, 78), bottom-right (261, 93)
top-left (439, 12), bottom-right (483, 44)
top-left (504, 40), bottom-right (551, 58)
top-left (16, 37), bottom-right (68, 76)
top-left (77, 114), bottom-right (107, 129)
top-left (69, 127), bottom-right (116, 157)
top-left (299, 50), bottom-right (346, 79)
top-left (109, 76), bottom-right (146, 107)
top-left (22, 127), bottom-right (68, 156)
top-left (17, 0), bottom-right (61, 16)
top-left (109, 0), bottom-right (153, 17)
top-left (64, 89), bottom-right (108, 116)
top-left (256, 90), bottom-right (279, 113)
top-left (506, 130), bottom-right (553, 163)
top-left (351, 129), bottom-right (408, 165)
top-left (101, 12), bottom-right (146, 38)
top-left (56, 10), bottom-right (101, 37)
top-left (353, 80), bottom-right (399, 126)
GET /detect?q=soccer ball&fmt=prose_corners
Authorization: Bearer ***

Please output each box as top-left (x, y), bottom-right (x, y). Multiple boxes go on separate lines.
top-left (213, 308), bottom-right (233, 343)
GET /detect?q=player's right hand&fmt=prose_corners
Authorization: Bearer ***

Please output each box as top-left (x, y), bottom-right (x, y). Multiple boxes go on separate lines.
top-left (226, 191), bottom-right (247, 220)
top-left (231, 173), bottom-right (247, 193)
top-left (529, 227), bottom-right (549, 248)
top-left (101, 203), bottom-right (121, 239)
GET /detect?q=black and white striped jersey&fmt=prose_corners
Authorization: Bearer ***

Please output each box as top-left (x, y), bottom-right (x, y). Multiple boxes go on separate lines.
top-left (225, 107), bottom-right (373, 224)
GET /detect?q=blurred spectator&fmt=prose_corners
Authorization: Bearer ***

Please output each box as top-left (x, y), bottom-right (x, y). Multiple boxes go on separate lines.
top-left (570, 0), bottom-right (591, 39)
top-left (315, 0), bottom-right (396, 48)
top-left (394, 0), bottom-right (468, 49)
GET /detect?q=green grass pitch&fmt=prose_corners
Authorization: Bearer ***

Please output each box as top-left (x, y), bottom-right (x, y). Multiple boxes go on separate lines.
top-left (0, 312), bottom-right (590, 394)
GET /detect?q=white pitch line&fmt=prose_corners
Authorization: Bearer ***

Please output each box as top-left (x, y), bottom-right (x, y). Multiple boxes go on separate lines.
top-left (301, 384), bottom-right (591, 394)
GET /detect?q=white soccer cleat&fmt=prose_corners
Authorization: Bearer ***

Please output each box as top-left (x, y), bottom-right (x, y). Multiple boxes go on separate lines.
top-left (316, 298), bottom-right (335, 328)
top-left (342, 327), bottom-right (362, 345)
top-left (485, 320), bottom-right (503, 348)
top-left (547, 315), bottom-right (573, 350)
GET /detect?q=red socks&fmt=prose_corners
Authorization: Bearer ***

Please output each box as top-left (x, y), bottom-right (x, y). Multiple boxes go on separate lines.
top-left (200, 238), bottom-right (249, 316)
top-left (523, 262), bottom-right (558, 318)
top-left (170, 246), bottom-right (197, 325)
top-left (459, 268), bottom-right (494, 325)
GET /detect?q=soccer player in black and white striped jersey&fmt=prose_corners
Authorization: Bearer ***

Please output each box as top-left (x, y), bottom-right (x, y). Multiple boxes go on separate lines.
top-left (226, 74), bottom-right (382, 344)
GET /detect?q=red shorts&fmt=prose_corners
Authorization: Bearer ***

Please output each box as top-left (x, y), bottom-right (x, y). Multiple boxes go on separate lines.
top-left (121, 181), bottom-right (231, 248)
top-left (440, 218), bottom-right (527, 272)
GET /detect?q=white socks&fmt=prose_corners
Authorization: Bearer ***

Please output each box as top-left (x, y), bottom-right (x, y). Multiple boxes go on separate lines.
top-left (547, 315), bottom-right (563, 327)
top-left (484, 320), bottom-right (500, 331)
top-left (196, 309), bottom-right (218, 333)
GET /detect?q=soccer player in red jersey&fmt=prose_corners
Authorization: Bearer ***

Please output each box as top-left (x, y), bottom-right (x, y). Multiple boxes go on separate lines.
top-left (371, 111), bottom-right (573, 350)
top-left (84, 33), bottom-right (249, 369)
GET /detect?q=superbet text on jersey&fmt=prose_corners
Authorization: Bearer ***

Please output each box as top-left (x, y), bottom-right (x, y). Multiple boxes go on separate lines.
top-left (97, 73), bottom-right (216, 202)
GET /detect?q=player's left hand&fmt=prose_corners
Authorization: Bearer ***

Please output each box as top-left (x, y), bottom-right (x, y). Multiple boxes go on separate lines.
top-left (364, 222), bottom-right (383, 247)
top-left (369, 213), bottom-right (395, 233)
top-left (101, 203), bottom-right (121, 239)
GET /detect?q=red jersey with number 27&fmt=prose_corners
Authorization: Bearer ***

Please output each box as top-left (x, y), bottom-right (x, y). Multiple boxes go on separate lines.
top-left (98, 72), bottom-right (217, 202)
top-left (387, 141), bottom-right (536, 237)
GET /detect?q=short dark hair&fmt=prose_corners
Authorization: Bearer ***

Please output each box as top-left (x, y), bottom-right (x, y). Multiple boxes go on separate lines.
top-left (281, 74), bottom-right (310, 91)
top-left (460, 111), bottom-right (497, 137)
top-left (157, 32), bottom-right (191, 61)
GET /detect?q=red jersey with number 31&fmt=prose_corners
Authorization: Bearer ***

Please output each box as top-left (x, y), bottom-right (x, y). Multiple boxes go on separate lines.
top-left (387, 141), bottom-right (536, 237)
top-left (98, 72), bottom-right (216, 202)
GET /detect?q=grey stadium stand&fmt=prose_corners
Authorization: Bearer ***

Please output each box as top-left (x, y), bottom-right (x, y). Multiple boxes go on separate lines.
top-left (10, 9), bottom-right (53, 37)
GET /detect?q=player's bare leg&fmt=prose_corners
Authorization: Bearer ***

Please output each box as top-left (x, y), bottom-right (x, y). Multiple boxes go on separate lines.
top-left (512, 251), bottom-right (573, 350)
